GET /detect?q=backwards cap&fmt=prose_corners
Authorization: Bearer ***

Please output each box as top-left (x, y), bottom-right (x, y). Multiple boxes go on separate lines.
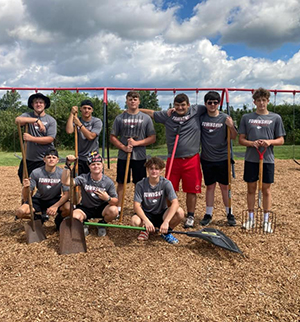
top-left (87, 151), bottom-right (103, 165)
top-left (44, 147), bottom-right (59, 157)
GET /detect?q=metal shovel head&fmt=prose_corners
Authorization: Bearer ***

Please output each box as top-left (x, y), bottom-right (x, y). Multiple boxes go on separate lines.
top-left (59, 217), bottom-right (87, 255)
top-left (24, 219), bottom-right (46, 244)
top-left (186, 227), bottom-right (243, 254)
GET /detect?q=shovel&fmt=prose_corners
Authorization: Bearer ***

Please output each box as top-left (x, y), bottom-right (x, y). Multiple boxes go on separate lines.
top-left (59, 162), bottom-right (87, 255)
top-left (84, 222), bottom-right (243, 255)
top-left (17, 123), bottom-right (46, 244)
top-left (119, 151), bottom-right (131, 223)
top-left (74, 113), bottom-right (80, 204)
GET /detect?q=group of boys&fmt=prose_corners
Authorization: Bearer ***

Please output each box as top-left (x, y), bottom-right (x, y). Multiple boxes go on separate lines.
top-left (15, 87), bottom-right (285, 244)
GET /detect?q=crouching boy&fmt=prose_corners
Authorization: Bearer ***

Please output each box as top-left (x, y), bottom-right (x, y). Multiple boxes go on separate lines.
top-left (131, 157), bottom-right (184, 244)
top-left (61, 151), bottom-right (118, 237)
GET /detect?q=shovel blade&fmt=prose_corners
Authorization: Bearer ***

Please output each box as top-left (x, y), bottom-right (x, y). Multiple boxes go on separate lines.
top-left (24, 220), bottom-right (46, 244)
top-left (186, 227), bottom-right (243, 254)
top-left (59, 217), bottom-right (87, 255)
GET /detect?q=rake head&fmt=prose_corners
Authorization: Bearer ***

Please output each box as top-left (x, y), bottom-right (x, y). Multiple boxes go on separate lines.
top-left (241, 209), bottom-right (276, 234)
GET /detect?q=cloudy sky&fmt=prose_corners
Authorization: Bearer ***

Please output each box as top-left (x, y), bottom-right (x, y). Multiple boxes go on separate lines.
top-left (1, 0), bottom-right (300, 108)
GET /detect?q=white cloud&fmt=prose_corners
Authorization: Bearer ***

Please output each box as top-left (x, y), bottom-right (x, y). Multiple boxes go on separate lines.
top-left (0, 0), bottom-right (300, 109)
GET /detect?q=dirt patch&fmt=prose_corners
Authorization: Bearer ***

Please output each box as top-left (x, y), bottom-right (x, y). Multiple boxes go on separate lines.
top-left (0, 160), bottom-right (299, 322)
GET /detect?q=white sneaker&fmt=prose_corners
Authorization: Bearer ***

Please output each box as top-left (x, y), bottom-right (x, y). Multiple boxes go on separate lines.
top-left (184, 216), bottom-right (195, 228)
top-left (242, 219), bottom-right (254, 230)
top-left (263, 222), bottom-right (273, 233)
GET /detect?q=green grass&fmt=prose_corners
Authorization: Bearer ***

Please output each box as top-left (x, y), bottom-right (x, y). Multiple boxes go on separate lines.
top-left (1, 145), bottom-right (300, 166)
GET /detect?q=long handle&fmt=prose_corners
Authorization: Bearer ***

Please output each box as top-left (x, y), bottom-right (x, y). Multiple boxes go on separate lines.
top-left (119, 152), bottom-right (131, 223)
top-left (227, 126), bottom-right (232, 213)
top-left (256, 148), bottom-right (267, 209)
top-left (166, 125), bottom-right (181, 180)
top-left (74, 116), bottom-right (79, 204)
top-left (17, 123), bottom-right (35, 230)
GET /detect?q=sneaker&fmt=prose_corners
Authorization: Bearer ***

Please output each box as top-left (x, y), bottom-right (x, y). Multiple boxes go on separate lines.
top-left (83, 225), bottom-right (89, 237)
top-left (161, 233), bottom-right (179, 244)
top-left (242, 219), bottom-right (254, 230)
top-left (184, 215), bottom-right (194, 228)
top-left (263, 221), bottom-right (273, 233)
top-left (116, 211), bottom-right (120, 220)
top-left (97, 220), bottom-right (107, 237)
top-left (227, 214), bottom-right (236, 226)
top-left (200, 214), bottom-right (212, 226)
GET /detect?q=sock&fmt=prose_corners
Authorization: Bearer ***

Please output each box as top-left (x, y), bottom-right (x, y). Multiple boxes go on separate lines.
top-left (118, 207), bottom-right (121, 213)
top-left (249, 212), bottom-right (254, 221)
top-left (264, 212), bottom-right (269, 222)
top-left (187, 212), bottom-right (194, 218)
top-left (206, 207), bottom-right (213, 216)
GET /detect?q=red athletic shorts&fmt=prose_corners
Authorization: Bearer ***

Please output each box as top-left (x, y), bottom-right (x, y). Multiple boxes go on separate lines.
top-left (165, 154), bottom-right (202, 193)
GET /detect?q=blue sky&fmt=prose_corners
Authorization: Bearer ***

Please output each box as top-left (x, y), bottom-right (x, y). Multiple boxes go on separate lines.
top-left (1, 0), bottom-right (300, 108)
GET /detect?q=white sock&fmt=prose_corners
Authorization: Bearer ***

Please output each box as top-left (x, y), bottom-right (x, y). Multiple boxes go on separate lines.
top-left (249, 212), bottom-right (254, 221)
top-left (118, 207), bottom-right (121, 212)
top-left (206, 207), bottom-right (213, 216)
top-left (264, 212), bottom-right (269, 222)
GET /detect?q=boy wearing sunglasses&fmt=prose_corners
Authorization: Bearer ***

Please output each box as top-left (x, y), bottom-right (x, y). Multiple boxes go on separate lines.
top-left (199, 91), bottom-right (238, 227)
top-left (66, 100), bottom-right (102, 174)
top-left (239, 88), bottom-right (285, 233)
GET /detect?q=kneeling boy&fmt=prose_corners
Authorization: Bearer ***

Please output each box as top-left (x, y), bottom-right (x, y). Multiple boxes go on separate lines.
top-left (131, 157), bottom-right (184, 244)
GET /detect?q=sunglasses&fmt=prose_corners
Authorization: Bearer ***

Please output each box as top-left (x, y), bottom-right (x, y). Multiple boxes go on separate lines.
top-left (207, 101), bottom-right (220, 106)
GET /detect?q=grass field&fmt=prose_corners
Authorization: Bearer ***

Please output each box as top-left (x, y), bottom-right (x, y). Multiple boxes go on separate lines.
top-left (1, 145), bottom-right (300, 166)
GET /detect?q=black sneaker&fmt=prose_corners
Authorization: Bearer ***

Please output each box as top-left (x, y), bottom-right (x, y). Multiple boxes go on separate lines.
top-left (200, 214), bottom-right (212, 226)
top-left (227, 213), bottom-right (236, 226)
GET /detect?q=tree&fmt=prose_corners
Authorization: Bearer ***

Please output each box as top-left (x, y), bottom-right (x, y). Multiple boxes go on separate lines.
top-left (0, 90), bottom-right (22, 110)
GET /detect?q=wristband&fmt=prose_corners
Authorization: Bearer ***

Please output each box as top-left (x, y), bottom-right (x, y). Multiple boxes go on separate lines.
top-left (36, 118), bottom-right (39, 123)
top-left (106, 196), bottom-right (111, 203)
top-left (79, 124), bottom-right (83, 129)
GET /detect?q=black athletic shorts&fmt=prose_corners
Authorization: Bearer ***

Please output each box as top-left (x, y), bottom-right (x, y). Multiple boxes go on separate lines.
top-left (76, 202), bottom-right (109, 220)
top-left (31, 196), bottom-right (61, 213)
top-left (243, 161), bottom-right (274, 183)
top-left (144, 208), bottom-right (168, 228)
top-left (18, 159), bottom-right (45, 183)
top-left (78, 159), bottom-right (90, 175)
top-left (116, 159), bottom-right (146, 184)
top-left (201, 159), bottom-right (228, 186)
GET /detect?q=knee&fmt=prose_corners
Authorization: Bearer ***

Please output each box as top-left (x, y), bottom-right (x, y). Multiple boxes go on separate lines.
top-left (262, 186), bottom-right (271, 197)
top-left (15, 208), bottom-right (24, 219)
top-left (176, 207), bottom-right (185, 221)
top-left (131, 215), bottom-right (142, 226)
top-left (73, 210), bottom-right (84, 222)
top-left (108, 206), bottom-right (119, 219)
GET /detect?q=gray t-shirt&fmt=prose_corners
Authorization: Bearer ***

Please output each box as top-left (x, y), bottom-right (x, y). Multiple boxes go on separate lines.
top-left (111, 111), bottom-right (156, 160)
top-left (30, 166), bottom-right (68, 200)
top-left (77, 116), bottom-right (102, 160)
top-left (239, 112), bottom-right (286, 163)
top-left (21, 112), bottom-right (57, 161)
top-left (75, 173), bottom-right (118, 208)
top-left (134, 177), bottom-right (177, 215)
top-left (154, 105), bottom-right (206, 158)
top-left (200, 112), bottom-right (229, 162)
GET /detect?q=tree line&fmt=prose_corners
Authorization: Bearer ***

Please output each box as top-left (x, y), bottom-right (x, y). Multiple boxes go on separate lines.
top-left (0, 90), bottom-right (299, 152)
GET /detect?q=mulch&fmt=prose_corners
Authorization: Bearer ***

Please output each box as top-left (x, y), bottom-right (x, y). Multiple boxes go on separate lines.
top-left (0, 160), bottom-right (299, 322)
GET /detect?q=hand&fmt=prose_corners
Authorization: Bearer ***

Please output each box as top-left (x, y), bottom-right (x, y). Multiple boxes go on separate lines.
top-left (66, 155), bottom-right (76, 164)
top-left (71, 106), bottom-right (78, 115)
top-left (46, 206), bottom-right (58, 216)
top-left (23, 178), bottom-right (30, 188)
top-left (258, 140), bottom-right (270, 148)
top-left (159, 221), bottom-right (169, 234)
top-left (36, 120), bottom-right (46, 133)
top-left (123, 143), bottom-right (133, 153)
top-left (73, 116), bottom-right (81, 127)
top-left (225, 116), bottom-right (234, 128)
top-left (95, 190), bottom-right (109, 201)
top-left (127, 137), bottom-right (138, 147)
top-left (167, 108), bottom-right (175, 117)
top-left (23, 133), bottom-right (33, 142)
top-left (144, 220), bottom-right (155, 233)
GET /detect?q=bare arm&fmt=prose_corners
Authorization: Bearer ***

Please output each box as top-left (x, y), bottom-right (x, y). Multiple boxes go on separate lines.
top-left (139, 109), bottom-right (155, 119)
top-left (23, 133), bottom-right (54, 144)
top-left (160, 198), bottom-right (179, 234)
top-left (65, 108), bottom-right (76, 134)
top-left (46, 190), bottom-right (70, 216)
top-left (134, 201), bottom-right (155, 232)
top-left (127, 134), bottom-right (156, 147)
top-left (15, 116), bottom-right (46, 133)
top-left (225, 117), bottom-right (238, 140)
top-left (110, 134), bottom-right (132, 153)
